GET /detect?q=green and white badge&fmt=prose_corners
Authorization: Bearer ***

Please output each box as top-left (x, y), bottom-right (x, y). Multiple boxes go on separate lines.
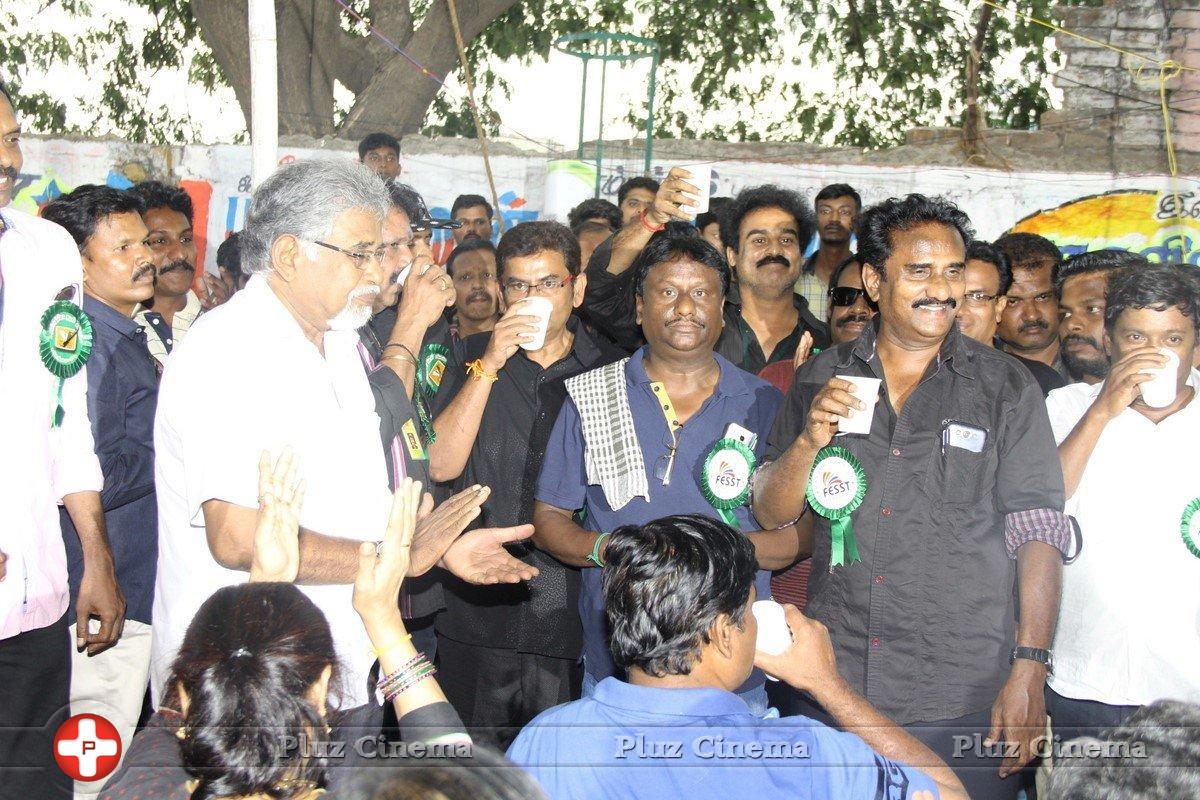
top-left (39, 300), bottom-right (94, 427)
top-left (1181, 498), bottom-right (1200, 559)
top-left (806, 446), bottom-right (867, 569)
top-left (701, 438), bottom-right (757, 526)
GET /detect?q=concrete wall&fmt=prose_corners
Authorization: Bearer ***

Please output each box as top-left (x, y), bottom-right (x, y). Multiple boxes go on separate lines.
top-left (15, 135), bottom-right (1199, 274)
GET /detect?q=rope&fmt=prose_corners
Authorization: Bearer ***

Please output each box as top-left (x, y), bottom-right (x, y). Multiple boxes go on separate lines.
top-left (444, 0), bottom-right (505, 233)
top-left (976, 0), bottom-right (1195, 178)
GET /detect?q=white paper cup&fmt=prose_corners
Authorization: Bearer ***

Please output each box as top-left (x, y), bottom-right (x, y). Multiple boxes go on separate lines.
top-left (835, 375), bottom-right (881, 435)
top-left (1140, 349), bottom-right (1180, 408)
top-left (752, 600), bottom-right (792, 682)
top-left (517, 296), bottom-right (554, 351)
top-left (677, 164), bottom-right (712, 216)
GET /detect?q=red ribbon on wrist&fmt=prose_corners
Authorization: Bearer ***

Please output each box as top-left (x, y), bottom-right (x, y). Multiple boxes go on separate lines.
top-left (639, 208), bottom-right (666, 234)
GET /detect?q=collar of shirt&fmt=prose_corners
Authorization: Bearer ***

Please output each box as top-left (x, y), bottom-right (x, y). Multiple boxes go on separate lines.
top-left (724, 285), bottom-right (817, 318)
top-left (592, 676), bottom-right (754, 719)
top-left (840, 317), bottom-right (976, 381)
top-left (83, 294), bottom-right (143, 342)
top-left (803, 250), bottom-right (818, 274)
top-left (627, 344), bottom-right (758, 400)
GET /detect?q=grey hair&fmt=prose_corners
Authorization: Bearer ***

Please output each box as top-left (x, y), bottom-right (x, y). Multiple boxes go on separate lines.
top-left (240, 159), bottom-right (390, 276)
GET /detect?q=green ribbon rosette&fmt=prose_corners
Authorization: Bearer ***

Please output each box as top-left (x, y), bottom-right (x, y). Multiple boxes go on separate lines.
top-left (1181, 498), bottom-right (1200, 559)
top-left (418, 342), bottom-right (450, 399)
top-left (806, 445), bottom-right (867, 569)
top-left (39, 300), bottom-right (94, 428)
top-left (700, 438), bottom-right (757, 527)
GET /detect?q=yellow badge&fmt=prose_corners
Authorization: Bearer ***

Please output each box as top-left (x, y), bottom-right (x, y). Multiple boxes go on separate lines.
top-left (402, 419), bottom-right (427, 461)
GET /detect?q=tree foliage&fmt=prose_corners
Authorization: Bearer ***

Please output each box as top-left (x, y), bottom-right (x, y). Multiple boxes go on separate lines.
top-left (1, 0), bottom-right (1105, 148)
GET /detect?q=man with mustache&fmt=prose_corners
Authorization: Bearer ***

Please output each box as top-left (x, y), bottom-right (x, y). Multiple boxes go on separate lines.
top-left (129, 181), bottom-right (230, 369)
top-left (150, 160), bottom-right (539, 717)
top-left (532, 228), bottom-right (800, 714)
top-left (0, 81), bottom-right (124, 798)
top-left (450, 194), bottom-right (494, 249)
top-left (446, 239), bottom-right (501, 339)
top-left (827, 254), bottom-right (875, 345)
top-left (1057, 249), bottom-right (1148, 385)
top-left (41, 186), bottom-right (158, 790)
top-left (957, 241), bottom-right (1066, 396)
top-left (795, 183), bottom-right (861, 321)
top-left (754, 194), bottom-right (1071, 800)
top-left (997, 232), bottom-right (1066, 379)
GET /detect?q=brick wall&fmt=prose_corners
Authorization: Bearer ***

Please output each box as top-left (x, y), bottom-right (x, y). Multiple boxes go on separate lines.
top-left (1054, 0), bottom-right (1199, 154)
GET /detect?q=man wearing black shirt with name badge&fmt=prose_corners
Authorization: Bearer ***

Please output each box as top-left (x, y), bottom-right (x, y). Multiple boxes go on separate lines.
top-left (753, 194), bottom-right (1072, 800)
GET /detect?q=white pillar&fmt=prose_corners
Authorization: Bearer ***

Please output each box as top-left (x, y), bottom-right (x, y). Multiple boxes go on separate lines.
top-left (248, 0), bottom-right (278, 188)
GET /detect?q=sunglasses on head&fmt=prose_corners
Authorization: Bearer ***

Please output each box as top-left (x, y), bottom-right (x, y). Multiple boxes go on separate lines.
top-left (829, 286), bottom-right (868, 307)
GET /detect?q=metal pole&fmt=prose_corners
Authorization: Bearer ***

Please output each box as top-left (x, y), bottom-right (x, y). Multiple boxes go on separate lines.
top-left (577, 56), bottom-right (589, 160)
top-left (644, 48), bottom-right (658, 175)
top-left (248, 0), bottom-right (278, 189)
top-left (596, 39), bottom-right (608, 197)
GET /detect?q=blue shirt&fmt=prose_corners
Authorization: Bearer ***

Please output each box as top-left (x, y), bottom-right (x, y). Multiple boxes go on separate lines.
top-left (535, 348), bottom-right (782, 684)
top-left (507, 677), bottom-right (941, 800)
top-left (60, 296), bottom-right (159, 624)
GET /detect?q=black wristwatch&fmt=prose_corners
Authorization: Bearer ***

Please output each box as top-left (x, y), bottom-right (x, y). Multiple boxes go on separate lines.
top-left (1010, 646), bottom-right (1053, 674)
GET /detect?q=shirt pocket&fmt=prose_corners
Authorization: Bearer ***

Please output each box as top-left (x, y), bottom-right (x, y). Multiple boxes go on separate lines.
top-left (924, 436), bottom-right (990, 505)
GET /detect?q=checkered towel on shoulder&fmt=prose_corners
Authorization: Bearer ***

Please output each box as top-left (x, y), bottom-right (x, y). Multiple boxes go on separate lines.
top-left (564, 357), bottom-right (649, 511)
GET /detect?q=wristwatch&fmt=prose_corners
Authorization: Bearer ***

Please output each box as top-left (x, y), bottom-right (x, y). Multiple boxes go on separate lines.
top-left (1010, 646), bottom-right (1053, 674)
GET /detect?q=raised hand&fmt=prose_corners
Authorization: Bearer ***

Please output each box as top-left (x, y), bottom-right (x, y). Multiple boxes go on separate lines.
top-left (646, 167), bottom-right (704, 226)
top-left (354, 478), bottom-right (422, 634)
top-left (249, 449), bottom-right (306, 583)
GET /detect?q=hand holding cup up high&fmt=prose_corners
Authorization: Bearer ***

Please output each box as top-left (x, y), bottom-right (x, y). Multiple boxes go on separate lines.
top-left (644, 167), bottom-right (705, 228)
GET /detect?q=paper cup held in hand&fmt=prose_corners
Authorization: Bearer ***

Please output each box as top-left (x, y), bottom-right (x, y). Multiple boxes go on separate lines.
top-left (836, 375), bottom-right (882, 435)
top-left (518, 296), bottom-right (554, 351)
top-left (1140, 349), bottom-right (1180, 408)
top-left (752, 600), bottom-right (792, 682)
top-left (677, 164), bottom-right (713, 216)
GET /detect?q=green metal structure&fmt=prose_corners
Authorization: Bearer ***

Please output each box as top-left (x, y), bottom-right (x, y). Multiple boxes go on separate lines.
top-left (553, 32), bottom-right (660, 196)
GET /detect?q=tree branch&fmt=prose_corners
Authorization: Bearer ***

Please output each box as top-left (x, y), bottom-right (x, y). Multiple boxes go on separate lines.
top-left (338, 0), bottom-right (520, 137)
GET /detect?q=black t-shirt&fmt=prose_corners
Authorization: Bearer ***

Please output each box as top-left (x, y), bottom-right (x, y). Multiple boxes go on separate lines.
top-left (430, 317), bottom-right (625, 658)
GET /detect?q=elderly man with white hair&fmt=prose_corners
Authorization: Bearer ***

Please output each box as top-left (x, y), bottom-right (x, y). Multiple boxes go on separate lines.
top-left (150, 160), bottom-right (537, 709)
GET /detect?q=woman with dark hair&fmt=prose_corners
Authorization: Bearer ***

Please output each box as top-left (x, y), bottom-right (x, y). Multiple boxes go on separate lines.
top-left (101, 457), bottom-right (469, 800)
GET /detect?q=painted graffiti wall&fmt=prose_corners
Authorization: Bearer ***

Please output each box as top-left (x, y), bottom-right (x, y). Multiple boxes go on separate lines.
top-left (13, 136), bottom-right (1200, 274)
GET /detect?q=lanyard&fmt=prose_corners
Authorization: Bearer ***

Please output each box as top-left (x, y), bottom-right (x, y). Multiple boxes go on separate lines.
top-left (650, 382), bottom-right (682, 485)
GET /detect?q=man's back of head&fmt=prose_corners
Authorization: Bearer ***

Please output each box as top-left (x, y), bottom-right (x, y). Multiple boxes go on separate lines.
top-left (604, 514), bottom-right (758, 689)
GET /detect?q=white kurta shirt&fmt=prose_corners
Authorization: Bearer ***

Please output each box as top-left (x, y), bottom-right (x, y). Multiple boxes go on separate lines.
top-left (150, 274), bottom-right (391, 707)
top-left (0, 206), bottom-right (103, 640)
top-left (1046, 374), bottom-right (1200, 706)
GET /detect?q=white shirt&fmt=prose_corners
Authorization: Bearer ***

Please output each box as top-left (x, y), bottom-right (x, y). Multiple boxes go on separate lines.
top-left (150, 275), bottom-right (391, 707)
top-left (1046, 375), bottom-right (1200, 706)
top-left (0, 206), bottom-right (103, 639)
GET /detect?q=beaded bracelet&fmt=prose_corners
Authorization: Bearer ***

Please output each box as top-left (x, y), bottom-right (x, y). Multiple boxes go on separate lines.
top-left (378, 652), bottom-right (437, 702)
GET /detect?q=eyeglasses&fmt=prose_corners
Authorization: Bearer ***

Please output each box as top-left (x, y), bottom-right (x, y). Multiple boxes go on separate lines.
top-left (308, 239), bottom-right (386, 269)
top-left (502, 275), bottom-right (574, 297)
top-left (829, 287), bottom-right (868, 307)
top-left (963, 290), bottom-right (999, 304)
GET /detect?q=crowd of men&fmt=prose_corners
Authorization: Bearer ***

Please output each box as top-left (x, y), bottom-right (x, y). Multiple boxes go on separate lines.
top-left (1, 77), bottom-right (1198, 800)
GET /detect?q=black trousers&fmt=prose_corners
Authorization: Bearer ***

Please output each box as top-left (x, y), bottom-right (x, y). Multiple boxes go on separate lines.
top-left (435, 635), bottom-right (579, 751)
top-left (782, 689), bottom-right (1025, 800)
top-left (1046, 686), bottom-right (1140, 742)
top-left (0, 614), bottom-right (72, 799)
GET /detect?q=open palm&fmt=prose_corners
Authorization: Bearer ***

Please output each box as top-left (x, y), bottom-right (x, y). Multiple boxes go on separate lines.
top-left (249, 449), bottom-right (305, 582)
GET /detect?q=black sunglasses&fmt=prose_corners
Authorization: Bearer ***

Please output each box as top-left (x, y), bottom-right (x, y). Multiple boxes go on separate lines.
top-left (829, 286), bottom-right (869, 307)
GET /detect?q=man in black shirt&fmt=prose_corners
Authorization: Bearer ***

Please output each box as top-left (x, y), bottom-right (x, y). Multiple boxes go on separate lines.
top-left (753, 194), bottom-right (1072, 800)
top-left (958, 240), bottom-right (1066, 396)
top-left (428, 221), bottom-right (623, 748)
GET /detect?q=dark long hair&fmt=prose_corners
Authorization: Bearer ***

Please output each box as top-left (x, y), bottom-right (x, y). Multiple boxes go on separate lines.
top-left (170, 583), bottom-right (338, 799)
